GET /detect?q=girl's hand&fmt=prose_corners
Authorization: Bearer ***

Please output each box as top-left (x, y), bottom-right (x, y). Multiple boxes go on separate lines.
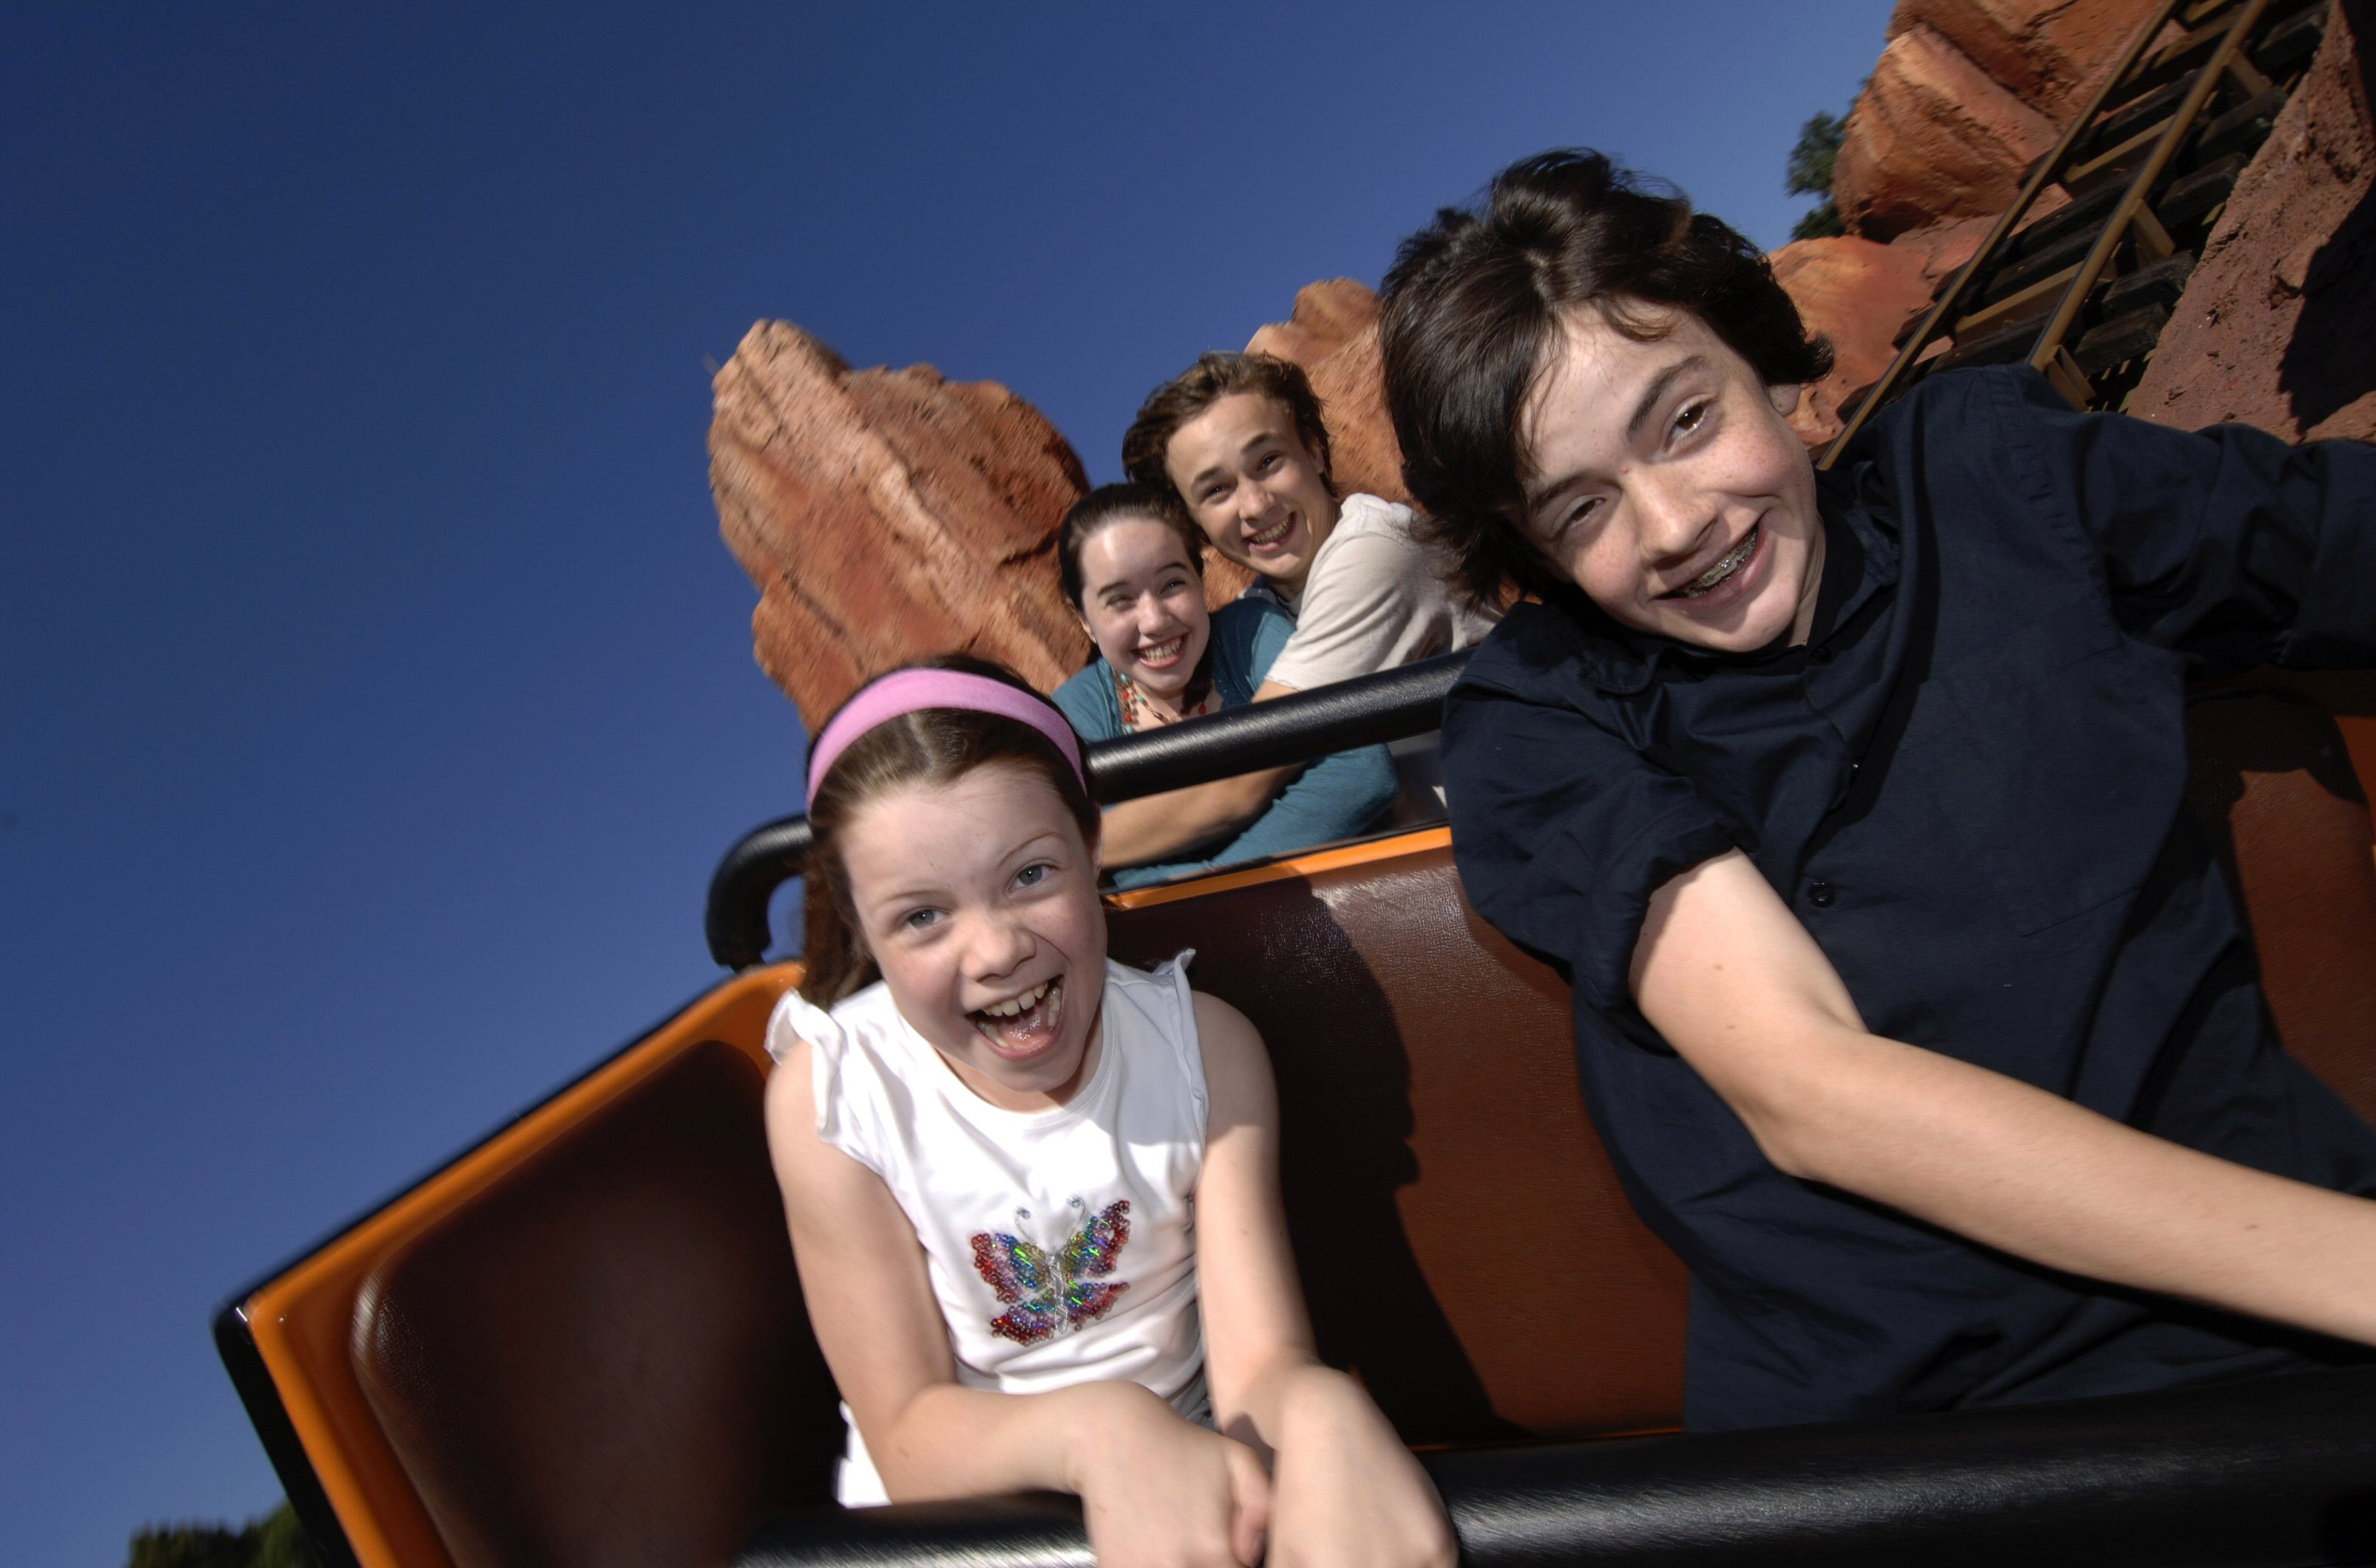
top-left (1067, 1381), bottom-right (1272, 1568)
top-left (1266, 1368), bottom-right (1456, 1568)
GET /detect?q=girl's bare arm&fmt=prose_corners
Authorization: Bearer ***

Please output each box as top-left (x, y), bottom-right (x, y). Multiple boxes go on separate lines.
top-left (1192, 993), bottom-right (1456, 1568)
top-left (763, 1037), bottom-right (1269, 1567)
top-left (1635, 849), bottom-right (2376, 1344)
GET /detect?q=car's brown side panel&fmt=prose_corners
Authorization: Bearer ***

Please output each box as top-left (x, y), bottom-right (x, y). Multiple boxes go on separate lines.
top-left (236, 968), bottom-right (798, 1568)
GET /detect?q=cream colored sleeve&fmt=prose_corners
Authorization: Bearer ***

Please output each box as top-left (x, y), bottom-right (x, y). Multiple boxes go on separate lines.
top-left (1263, 520), bottom-right (1452, 691)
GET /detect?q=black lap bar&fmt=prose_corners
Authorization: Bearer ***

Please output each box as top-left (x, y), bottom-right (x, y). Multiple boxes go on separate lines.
top-left (739, 1365), bottom-right (2376, 1568)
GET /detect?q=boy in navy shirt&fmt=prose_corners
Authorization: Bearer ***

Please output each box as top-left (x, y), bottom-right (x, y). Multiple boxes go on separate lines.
top-left (1378, 150), bottom-right (2376, 1428)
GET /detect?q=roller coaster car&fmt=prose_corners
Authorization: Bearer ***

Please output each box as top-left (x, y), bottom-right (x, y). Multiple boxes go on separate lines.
top-left (217, 658), bottom-right (2376, 1568)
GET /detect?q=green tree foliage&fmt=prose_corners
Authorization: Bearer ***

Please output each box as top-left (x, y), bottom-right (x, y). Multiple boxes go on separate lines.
top-left (1787, 106), bottom-right (1849, 240)
top-left (128, 1501), bottom-right (319, 1568)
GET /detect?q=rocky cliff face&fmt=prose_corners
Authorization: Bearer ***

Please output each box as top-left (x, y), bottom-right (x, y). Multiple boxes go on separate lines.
top-left (709, 322), bottom-right (1090, 727)
top-left (1834, 0), bottom-right (2165, 238)
top-left (1779, 0), bottom-right (2376, 450)
top-left (1896, 0), bottom-right (2173, 117)
top-left (2129, 1), bottom-right (2376, 441)
top-left (1662, 0), bottom-right (2170, 449)
top-left (1836, 19), bottom-right (2064, 240)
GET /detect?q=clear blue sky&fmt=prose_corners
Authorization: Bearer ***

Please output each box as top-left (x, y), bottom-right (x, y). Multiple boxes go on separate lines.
top-left (1, 4), bottom-right (1893, 1561)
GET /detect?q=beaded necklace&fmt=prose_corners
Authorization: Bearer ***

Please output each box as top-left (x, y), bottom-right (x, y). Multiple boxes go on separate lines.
top-left (1113, 657), bottom-right (1217, 732)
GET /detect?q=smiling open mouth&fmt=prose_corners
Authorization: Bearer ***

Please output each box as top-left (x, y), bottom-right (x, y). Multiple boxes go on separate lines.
top-left (970, 977), bottom-right (1065, 1056)
top-left (1246, 516), bottom-right (1295, 549)
top-left (1666, 524), bottom-right (1759, 599)
top-left (1136, 637), bottom-right (1187, 668)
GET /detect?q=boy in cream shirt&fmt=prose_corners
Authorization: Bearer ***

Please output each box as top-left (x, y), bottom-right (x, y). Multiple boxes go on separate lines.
top-left (1108, 352), bottom-right (1496, 858)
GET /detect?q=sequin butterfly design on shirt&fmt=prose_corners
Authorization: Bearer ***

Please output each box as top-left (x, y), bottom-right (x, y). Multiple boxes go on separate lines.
top-left (970, 1198), bottom-right (1132, 1345)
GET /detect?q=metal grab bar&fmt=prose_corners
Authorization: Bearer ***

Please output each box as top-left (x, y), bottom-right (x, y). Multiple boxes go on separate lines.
top-left (703, 651), bottom-right (1474, 968)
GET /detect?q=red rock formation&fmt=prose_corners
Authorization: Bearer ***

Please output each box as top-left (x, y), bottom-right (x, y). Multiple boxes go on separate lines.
top-left (1836, 0), bottom-right (2164, 239)
top-left (2128, 2), bottom-right (2376, 443)
top-left (1836, 21), bottom-right (2066, 238)
top-left (1768, 235), bottom-right (1941, 447)
top-left (710, 322), bottom-right (1091, 726)
top-left (1892, 0), bottom-right (2168, 119)
top-left (1243, 277), bottom-right (1381, 368)
top-left (1245, 279), bottom-right (1413, 506)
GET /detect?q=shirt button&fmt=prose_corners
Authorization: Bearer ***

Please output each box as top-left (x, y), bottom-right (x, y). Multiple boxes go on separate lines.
top-left (1810, 644), bottom-right (1836, 665)
top-left (1807, 879), bottom-right (1836, 909)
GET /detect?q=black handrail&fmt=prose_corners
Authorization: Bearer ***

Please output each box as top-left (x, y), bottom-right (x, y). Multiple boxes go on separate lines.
top-left (739, 1364), bottom-right (2376, 1568)
top-left (703, 651), bottom-right (1474, 968)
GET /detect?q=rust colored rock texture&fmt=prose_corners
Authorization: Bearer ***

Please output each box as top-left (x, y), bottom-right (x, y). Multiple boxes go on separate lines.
top-left (709, 322), bottom-right (1092, 726)
top-left (1768, 236), bottom-right (1941, 447)
top-left (1894, 0), bottom-right (2170, 118)
top-left (1835, 20), bottom-right (2066, 238)
top-left (1835, 0), bottom-right (2165, 239)
top-left (2129, 1), bottom-right (2376, 443)
top-left (1245, 278), bottom-right (1414, 509)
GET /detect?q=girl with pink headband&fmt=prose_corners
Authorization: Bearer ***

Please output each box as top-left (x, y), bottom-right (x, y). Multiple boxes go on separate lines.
top-left (764, 654), bottom-right (1452, 1568)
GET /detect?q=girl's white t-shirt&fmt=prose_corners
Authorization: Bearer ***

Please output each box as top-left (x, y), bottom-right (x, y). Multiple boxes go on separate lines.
top-left (765, 953), bottom-right (1210, 1505)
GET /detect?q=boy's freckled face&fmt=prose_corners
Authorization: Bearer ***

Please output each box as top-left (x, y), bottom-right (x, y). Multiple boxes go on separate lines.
top-left (840, 764), bottom-right (1108, 1112)
top-left (1516, 305), bottom-right (1825, 653)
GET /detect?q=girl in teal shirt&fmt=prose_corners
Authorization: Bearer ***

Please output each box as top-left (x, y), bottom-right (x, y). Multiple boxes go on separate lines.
top-left (1050, 484), bottom-right (1395, 889)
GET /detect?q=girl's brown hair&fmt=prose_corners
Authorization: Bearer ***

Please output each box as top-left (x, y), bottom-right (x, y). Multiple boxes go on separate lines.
top-left (1057, 482), bottom-right (1204, 608)
top-left (799, 654), bottom-right (1099, 1008)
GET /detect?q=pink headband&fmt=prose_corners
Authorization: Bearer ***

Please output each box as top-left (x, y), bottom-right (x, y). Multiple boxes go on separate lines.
top-left (806, 668), bottom-right (1087, 810)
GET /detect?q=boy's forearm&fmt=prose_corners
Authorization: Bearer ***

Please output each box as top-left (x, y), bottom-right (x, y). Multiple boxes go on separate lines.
top-left (1100, 767), bottom-right (1295, 866)
top-left (1756, 1022), bottom-right (2376, 1345)
top-left (1637, 850), bottom-right (2376, 1347)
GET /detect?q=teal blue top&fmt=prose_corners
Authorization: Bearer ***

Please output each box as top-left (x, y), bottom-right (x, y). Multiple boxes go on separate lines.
top-left (1052, 597), bottom-right (1396, 889)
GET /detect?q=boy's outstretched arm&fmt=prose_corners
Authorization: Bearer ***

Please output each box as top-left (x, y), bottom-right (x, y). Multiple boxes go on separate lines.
top-left (1192, 993), bottom-right (1458, 1568)
top-left (1635, 849), bottom-right (2376, 1345)
top-left (1099, 762), bottom-right (1300, 866)
top-left (763, 1036), bottom-right (1270, 1568)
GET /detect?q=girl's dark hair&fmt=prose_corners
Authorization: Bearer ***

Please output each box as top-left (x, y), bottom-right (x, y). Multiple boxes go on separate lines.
top-left (1378, 149), bottom-right (1833, 607)
top-left (1056, 483), bottom-right (1204, 608)
top-left (799, 654), bottom-right (1099, 1008)
top-left (1121, 351), bottom-right (1336, 502)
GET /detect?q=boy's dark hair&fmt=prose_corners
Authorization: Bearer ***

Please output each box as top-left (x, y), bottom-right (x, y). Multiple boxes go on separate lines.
top-left (1378, 149), bottom-right (1833, 606)
top-left (1121, 352), bottom-right (1336, 503)
top-left (800, 654), bottom-right (1099, 1008)
top-left (1056, 482), bottom-right (1204, 609)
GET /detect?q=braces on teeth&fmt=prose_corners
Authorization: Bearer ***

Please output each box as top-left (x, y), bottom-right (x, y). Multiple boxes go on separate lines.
top-left (1678, 528), bottom-right (1757, 597)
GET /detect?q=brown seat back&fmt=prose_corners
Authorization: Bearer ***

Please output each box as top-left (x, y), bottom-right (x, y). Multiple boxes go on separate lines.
top-left (349, 1039), bottom-right (841, 1568)
top-left (1108, 841), bottom-right (1691, 1441)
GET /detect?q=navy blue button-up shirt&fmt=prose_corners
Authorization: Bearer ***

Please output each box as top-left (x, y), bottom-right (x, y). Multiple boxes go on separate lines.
top-left (1442, 365), bottom-right (2376, 1430)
